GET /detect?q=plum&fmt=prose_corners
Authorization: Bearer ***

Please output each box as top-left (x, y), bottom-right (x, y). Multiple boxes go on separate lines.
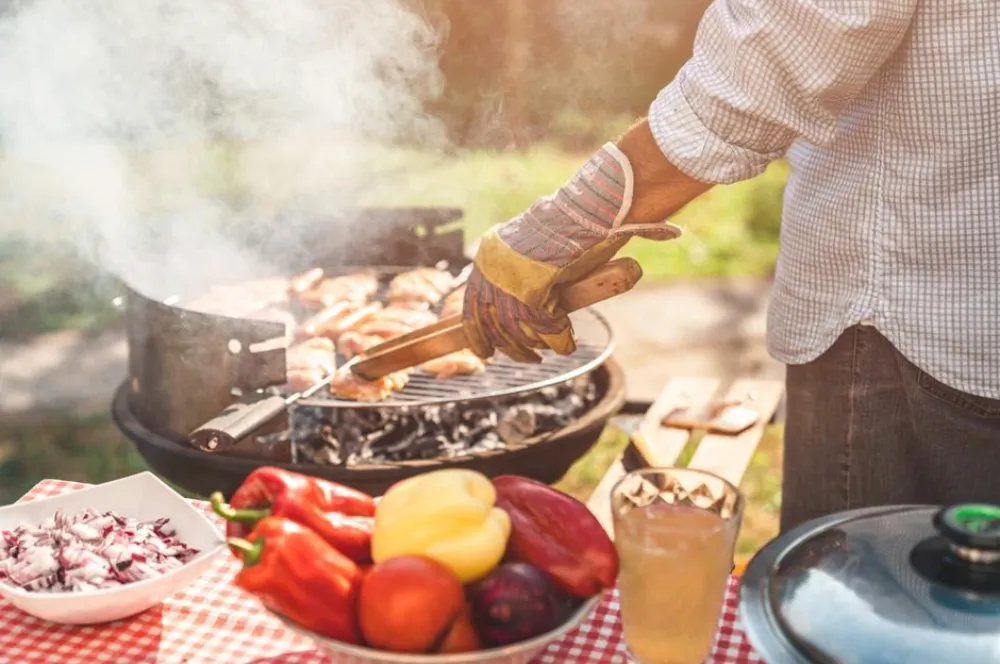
top-left (468, 562), bottom-right (564, 646)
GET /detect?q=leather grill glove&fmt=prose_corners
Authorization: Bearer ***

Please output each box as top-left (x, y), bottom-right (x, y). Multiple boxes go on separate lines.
top-left (463, 143), bottom-right (682, 363)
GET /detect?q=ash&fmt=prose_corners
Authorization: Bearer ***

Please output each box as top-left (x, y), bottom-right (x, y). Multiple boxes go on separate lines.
top-left (288, 376), bottom-right (598, 466)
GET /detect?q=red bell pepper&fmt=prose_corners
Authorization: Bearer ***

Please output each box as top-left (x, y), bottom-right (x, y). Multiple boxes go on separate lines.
top-left (492, 475), bottom-right (619, 598)
top-left (210, 467), bottom-right (375, 563)
top-left (229, 516), bottom-right (363, 644)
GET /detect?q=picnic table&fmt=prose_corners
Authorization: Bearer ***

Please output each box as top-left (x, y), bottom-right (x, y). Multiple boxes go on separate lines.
top-left (0, 376), bottom-right (778, 663)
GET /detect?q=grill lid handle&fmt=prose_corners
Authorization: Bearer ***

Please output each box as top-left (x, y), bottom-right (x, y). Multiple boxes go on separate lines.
top-left (188, 393), bottom-right (289, 453)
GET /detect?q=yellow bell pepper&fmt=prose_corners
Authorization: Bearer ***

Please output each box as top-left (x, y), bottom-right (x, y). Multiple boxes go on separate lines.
top-left (372, 469), bottom-right (511, 583)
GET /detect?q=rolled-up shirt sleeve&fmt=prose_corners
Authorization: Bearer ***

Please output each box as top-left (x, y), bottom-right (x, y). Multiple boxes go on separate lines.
top-left (650, 0), bottom-right (920, 183)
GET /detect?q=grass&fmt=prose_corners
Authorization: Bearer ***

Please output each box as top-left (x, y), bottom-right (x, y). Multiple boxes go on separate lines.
top-left (0, 411), bottom-right (148, 504)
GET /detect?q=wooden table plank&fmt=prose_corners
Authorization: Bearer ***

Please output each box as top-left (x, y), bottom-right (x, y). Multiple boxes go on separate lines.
top-left (686, 379), bottom-right (785, 486)
top-left (586, 377), bottom-right (721, 537)
top-left (631, 377), bottom-right (721, 467)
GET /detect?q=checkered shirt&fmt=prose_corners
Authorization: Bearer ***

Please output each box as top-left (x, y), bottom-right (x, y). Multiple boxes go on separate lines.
top-left (649, 0), bottom-right (1000, 398)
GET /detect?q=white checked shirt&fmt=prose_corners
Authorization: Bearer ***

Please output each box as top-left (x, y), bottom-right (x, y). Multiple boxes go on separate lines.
top-left (649, 0), bottom-right (1000, 398)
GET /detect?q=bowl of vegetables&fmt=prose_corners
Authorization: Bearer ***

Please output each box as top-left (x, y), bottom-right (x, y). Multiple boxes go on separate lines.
top-left (0, 472), bottom-right (225, 625)
top-left (212, 468), bottom-right (618, 664)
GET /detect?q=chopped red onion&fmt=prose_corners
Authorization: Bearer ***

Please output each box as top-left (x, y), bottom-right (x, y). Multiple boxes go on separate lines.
top-left (0, 509), bottom-right (200, 593)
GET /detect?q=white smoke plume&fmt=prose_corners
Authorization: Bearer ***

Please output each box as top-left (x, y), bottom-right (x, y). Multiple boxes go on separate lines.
top-left (0, 0), bottom-right (445, 300)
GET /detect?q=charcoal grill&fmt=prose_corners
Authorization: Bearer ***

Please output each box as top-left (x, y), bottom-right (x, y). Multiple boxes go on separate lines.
top-left (111, 207), bottom-right (627, 497)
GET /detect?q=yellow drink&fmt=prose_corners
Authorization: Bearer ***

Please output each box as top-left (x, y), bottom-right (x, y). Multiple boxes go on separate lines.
top-left (614, 498), bottom-right (739, 664)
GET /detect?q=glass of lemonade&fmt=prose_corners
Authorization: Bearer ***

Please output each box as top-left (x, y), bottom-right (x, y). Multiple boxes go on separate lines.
top-left (611, 468), bottom-right (744, 664)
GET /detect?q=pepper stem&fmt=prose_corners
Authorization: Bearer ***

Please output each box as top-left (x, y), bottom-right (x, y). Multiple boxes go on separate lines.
top-left (209, 492), bottom-right (271, 523)
top-left (227, 537), bottom-right (265, 566)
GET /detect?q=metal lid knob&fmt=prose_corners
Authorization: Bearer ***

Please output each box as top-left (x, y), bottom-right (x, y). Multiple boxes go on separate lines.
top-left (933, 503), bottom-right (1000, 564)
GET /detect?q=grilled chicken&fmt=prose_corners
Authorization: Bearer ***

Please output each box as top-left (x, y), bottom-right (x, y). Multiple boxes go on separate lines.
top-left (329, 366), bottom-right (411, 402)
top-left (440, 285), bottom-right (466, 318)
top-left (386, 268), bottom-right (455, 305)
top-left (316, 302), bottom-right (384, 341)
top-left (287, 268), bottom-right (325, 304)
top-left (298, 271), bottom-right (379, 309)
top-left (357, 306), bottom-right (439, 338)
top-left (295, 301), bottom-right (356, 340)
top-left (296, 301), bottom-right (387, 342)
top-left (284, 337), bottom-right (337, 392)
top-left (421, 349), bottom-right (485, 379)
top-left (337, 331), bottom-right (383, 359)
top-left (317, 304), bottom-right (439, 361)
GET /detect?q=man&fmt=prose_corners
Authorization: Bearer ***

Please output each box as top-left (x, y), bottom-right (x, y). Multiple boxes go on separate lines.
top-left (462, 0), bottom-right (1000, 531)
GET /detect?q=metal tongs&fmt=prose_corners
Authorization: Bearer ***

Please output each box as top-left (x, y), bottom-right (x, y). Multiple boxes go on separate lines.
top-left (188, 257), bottom-right (643, 452)
top-left (346, 257), bottom-right (642, 380)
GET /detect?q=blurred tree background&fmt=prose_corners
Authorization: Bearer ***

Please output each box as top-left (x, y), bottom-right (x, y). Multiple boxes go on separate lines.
top-left (0, 0), bottom-right (786, 548)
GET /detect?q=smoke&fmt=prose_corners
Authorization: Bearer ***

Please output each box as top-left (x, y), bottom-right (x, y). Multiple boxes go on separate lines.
top-left (0, 0), bottom-right (445, 300)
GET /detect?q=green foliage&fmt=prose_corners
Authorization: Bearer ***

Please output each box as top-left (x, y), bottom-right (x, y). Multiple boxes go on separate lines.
top-left (0, 412), bottom-right (147, 504)
top-left (0, 240), bottom-right (124, 341)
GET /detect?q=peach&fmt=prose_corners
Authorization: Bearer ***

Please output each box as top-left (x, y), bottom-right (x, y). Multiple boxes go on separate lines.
top-left (358, 556), bottom-right (466, 653)
top-left (435, 607), bottom-right (482, 654)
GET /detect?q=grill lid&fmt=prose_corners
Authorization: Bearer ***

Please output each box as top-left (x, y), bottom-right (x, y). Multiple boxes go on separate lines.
top-left (740, 503), bottom-right (1000, 664)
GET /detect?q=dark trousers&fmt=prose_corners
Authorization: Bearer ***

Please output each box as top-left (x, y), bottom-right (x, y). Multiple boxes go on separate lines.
top-left (780, 324), bottom-right (1000, 532)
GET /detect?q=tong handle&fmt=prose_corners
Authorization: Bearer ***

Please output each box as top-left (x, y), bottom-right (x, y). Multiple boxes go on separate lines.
top-left (351, 257), bottom-right (644, 380)
top-left (554, 256), bottom-right (644, 312)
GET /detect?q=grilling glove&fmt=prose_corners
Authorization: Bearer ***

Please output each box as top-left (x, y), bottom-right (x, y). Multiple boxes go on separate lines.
top-left (463, 143), bottom-right (682, 363)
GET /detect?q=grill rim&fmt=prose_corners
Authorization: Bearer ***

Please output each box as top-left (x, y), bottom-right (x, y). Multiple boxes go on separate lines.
top-left (298, 308), bottom-right (615, 409)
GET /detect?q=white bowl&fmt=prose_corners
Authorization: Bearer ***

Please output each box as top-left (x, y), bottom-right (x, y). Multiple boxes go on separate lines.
top-left (271, 594), bottom-right (602, 664)
top-left (0, 471), bottom-right (225, 624)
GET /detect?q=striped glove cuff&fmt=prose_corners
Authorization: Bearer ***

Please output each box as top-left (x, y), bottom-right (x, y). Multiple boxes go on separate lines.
top-left (496, 143), bottom-right (682, 269)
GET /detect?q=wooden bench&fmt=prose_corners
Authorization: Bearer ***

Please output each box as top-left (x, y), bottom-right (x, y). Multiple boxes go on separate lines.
top-left (585, 377), bottom-right (784, 570)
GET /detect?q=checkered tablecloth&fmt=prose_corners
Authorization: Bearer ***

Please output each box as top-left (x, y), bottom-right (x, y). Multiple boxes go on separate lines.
top-left (0, 479), bottom-right (764, 664)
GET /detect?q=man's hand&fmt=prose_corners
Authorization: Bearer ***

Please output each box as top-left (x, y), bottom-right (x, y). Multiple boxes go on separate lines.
top-left (462, 119), bottom-right (708, 363)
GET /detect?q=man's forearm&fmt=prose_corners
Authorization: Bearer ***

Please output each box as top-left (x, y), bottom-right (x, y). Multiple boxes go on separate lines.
top-left (615, 119), bottom-right (712, 226)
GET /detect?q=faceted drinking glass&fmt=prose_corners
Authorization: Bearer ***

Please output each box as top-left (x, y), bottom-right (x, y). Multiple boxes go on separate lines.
top-left (612, 467), bottom-right (744, 664)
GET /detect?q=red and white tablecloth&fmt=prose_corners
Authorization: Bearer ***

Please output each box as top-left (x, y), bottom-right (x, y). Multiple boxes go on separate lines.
top-left (0, 479), bottom-right (765, 664)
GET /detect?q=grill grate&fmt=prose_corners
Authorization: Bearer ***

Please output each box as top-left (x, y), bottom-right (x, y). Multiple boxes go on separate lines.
top-left (297, 308), bottom-right (614, 409)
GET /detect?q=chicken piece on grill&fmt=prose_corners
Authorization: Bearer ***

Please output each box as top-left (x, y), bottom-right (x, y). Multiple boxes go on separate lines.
top-left (356, 306), bottom-right (439, 339)
top-left (355, 319), bottom-right (411, 340)
top-left (337, 331), bottom-right (384, 359)
top-left (375, 305), bottom-right (440, 328)
top-left (287, 268), bottom-right (325, 304)
top-left (338, 304), bottom-right (440, 360)
top-left (390, 299), bottom-right (432, 311)
top-left (284, 337), bottom-right (337, 392)
top-left (329, 366), bottom-right (411, 402)
top-left (440, 285), bottom-right (466, 318)
top-left (295, 301), bottom-right (355, 340)
top-left (386, 268), bottom-right (455, 306)
top-left (316, 302), bottom-right (384, 341)
top-left (298, 271), bottom-right (379, 310)
top-left (421, 349), bottom-right (486, 379)
top-left (297, 301), bottom-right (385, 342)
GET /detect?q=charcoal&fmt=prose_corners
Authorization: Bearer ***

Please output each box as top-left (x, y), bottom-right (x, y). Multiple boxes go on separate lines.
top-left (289, 377), bottom-right (598, 466)
top-left (497, 406), bottom-right (536, 445)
